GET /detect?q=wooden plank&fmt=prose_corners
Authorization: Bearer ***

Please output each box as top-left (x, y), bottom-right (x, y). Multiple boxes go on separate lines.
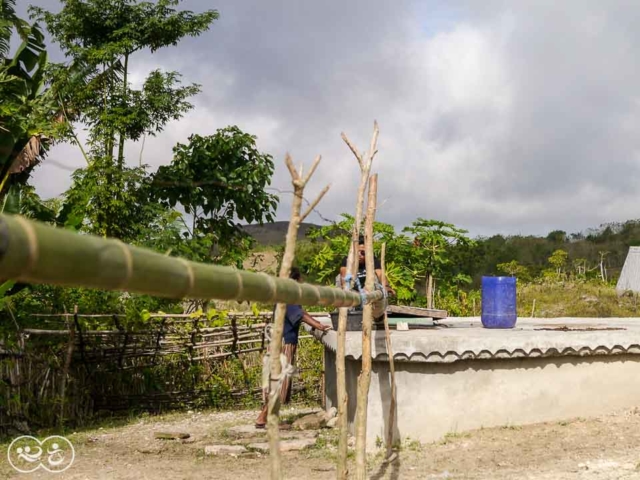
top-left (386, 305), bottom-right (447, 319)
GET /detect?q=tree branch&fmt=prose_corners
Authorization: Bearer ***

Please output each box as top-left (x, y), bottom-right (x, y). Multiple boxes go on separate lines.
top-left (284, 153), bottom-right (299, 182)
top-left (300, 184), bottom-right (330, 222)
top-left (341, 132), bottom-right (363, 170)
top-left (365, 120), bottom-right (380, 169)
top-left (302, 155), bottom-right (322, 185)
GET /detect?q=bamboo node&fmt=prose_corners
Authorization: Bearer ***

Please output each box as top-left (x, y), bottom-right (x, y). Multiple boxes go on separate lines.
top-left (112, 240), bottom-right (134, 289)
top-left (260, 272), bottom-right (278, 302)
top-left (13, 215), bottom-right (40, 275)
top-left (234, 270), bottom-right (244, 300)
top-left (178, 258), bottom-right (195, 297)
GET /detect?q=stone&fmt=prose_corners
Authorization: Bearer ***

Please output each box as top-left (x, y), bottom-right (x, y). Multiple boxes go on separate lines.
top-left (247, 442), bottom-right (269, 453)
top-left (154, 432), bottom-right (190, 440)
top-left (235, 431), bottom-right (317, 445)
top-left (181, 437), bottom-right (197, 444)
top-left (248, 437), bottom-right (317, 453)
top-left (204, 445), bottom-right (247, 456)
top-left (325, 407), bottom-right (338, 420)
top-left (240, 452), bottom-right (262, 459)
top-left (137, 447), bottom-right (162, 454)
top-left (226, 425), bottom-right (268, 439)
top-left (292, 412), bottom-right (326, 431)
top-left (326, 417), bottom-right (338, 428)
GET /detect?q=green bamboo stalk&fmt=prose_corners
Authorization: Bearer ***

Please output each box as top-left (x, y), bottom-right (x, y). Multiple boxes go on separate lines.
top-left (0, 214), bottom-right (383, 308)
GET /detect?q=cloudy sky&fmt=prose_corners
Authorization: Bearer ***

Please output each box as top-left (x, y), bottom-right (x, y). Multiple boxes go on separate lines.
top-left (17, 0), bottom-right (640, 237)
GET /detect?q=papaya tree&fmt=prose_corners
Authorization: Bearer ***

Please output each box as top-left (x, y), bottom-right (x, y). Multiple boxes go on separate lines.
top-left (403, 219), bottom-right (474, 309)
top-left (497, 259), bottom-right (531, 282)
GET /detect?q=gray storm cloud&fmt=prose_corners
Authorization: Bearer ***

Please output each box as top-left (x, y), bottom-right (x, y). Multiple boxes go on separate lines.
top-left (21, 0), bottom-right (640, 236)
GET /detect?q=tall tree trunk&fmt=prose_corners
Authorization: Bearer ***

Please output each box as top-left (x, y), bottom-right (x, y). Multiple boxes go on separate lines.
top-left (117, 53), bottom-right (129, 170)
top-left (426, 273), bottom-right (434, 309)
top-left (354, 174), bottom-right (378, 480)
top-left (267, 154), bottom-right (329, 480)
top-left (336, 122), bottom-right (379, 480)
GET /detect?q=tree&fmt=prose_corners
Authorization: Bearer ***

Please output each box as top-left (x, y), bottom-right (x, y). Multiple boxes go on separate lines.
top-left (31, 0), bottom-right (217, 166)
top-left (546, 230), bottom-right (567, 243)
top-left (573, 258), bottom-right (588, 279)
top-left (548, 249), bottom-right (568, 277)
top-left (153, 127), bottom-right (279, 266)
top-left (403, 219), bottom-right (474, 309)
top-left (598, 250), bottom-right (610, 282)
top-left (497, 260), bottom-right (531, 282)
top-left (61, 158), bottom-right (167, 240)
top-left (31, 0), bottom-right (218, 238)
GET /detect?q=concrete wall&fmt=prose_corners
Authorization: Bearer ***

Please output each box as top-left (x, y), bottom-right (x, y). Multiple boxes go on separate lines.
top-left (324, 350), bottom-right (640, 448)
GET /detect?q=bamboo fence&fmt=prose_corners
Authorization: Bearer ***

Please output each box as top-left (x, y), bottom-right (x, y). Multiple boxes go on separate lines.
top-left (0, 311), bottom-right (328, 433)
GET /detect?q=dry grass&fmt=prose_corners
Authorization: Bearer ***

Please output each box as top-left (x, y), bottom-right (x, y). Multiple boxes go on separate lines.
top-left (517, 282), bottom-right (640, 318)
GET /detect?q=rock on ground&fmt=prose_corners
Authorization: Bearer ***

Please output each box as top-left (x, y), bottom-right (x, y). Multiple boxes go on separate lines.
top-left (204, 445), bottom-right (247, 456)
top-left (248, 437), bottom-right (317, 453)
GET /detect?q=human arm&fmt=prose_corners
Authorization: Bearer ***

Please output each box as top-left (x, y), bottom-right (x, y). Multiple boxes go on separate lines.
top-left (302, 311), bottom-right (331, 332)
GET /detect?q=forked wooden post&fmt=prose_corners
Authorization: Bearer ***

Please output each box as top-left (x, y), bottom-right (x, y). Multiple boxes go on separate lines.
top-left (336, 121), bottom-right (379, 480)
top-left (380, 243), bottom-right (398, 461)
top-left (267, 153), bottom-right (330, 480)
top-left (354, 174), bottom-right (378, 479)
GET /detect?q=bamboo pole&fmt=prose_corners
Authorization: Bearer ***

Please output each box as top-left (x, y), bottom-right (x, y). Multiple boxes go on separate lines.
top-left (354, 174), bottom-right (378, 480)
top-left (336, 121), bottom-right (379, 480)
top-left (380, 243), bottom-right (397, 461)
top-left (0, 214), bottom-right (382, 309)
top-left (268, 153), bottom-right (330, 480)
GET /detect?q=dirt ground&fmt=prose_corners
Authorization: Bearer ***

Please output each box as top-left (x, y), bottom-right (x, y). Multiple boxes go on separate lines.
top-left (4, 406), bottom-right (640, 479)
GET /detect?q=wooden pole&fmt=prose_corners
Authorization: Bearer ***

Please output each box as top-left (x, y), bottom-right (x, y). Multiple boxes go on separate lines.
top-left (380, 243), bottom-right (397, 461)
top-left (336, 121), bottom-right (379, 480)
top-left (354, 174), bottom-right (378, 479)
top-left (59, 305), bottom-right (76, 428)
top-left (268, 154), bottom-right (330, 480)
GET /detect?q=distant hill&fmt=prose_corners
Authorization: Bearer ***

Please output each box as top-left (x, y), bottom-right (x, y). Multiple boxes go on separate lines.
top-left (241, 221), bottom-right (323, 246)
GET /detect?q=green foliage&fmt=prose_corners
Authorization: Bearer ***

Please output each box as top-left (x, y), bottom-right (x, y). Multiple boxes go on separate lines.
top-left (497, 260), bottom-right (531, 282)
top-left (154, 127), bottom-right (279, 265)
top-left (0, 10), bottom-right (67, 199)
top-left (62, 158), bottom-right (165, 240)
top-left (29, 0), bottom-right (218, 241)
top-left (548, 249), bottom-right (568, 273)
top-left (307, 214), bottom-right (417, 300)
top-left (403, 219), bottom-right (474, 305)
top-left (31, 0), bottom-right (218, 162)
top-left (546, 230), bottom-right (567, 243)
top-left (0, 1), bottom-right (29, 58)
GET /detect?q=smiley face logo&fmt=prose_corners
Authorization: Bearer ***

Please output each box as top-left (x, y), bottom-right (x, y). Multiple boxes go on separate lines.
top-left (7, 435), bottom-right (75, 473)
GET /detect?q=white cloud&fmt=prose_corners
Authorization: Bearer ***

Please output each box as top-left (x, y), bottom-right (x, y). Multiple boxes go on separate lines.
top-left (26, 0), bottom-right (640, 238)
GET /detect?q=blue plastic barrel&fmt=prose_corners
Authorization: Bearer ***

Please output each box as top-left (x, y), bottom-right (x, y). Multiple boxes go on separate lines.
top-left (481, 276), bottom-right (517, 328)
